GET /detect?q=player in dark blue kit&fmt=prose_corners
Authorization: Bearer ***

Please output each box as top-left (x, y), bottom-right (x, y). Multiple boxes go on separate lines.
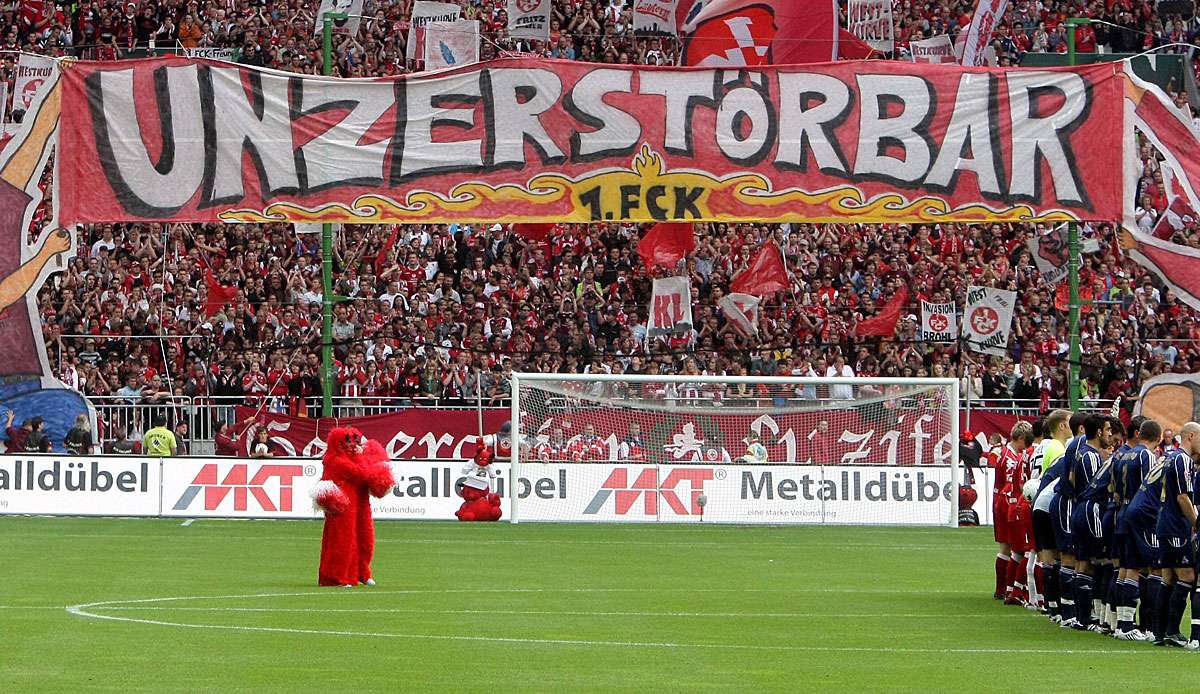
top-left (1066, 415), bottom-right (1114, 630)
top-left (1112, 418), bottom-right (1162, 640)
top-left (1152, 421), bottom-right (1199, 647)
top-left (1049, 412), bottom-right (1088, 627)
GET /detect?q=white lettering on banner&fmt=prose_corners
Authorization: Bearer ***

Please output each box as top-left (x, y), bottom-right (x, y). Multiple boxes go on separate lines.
top-left (920, 300), bottom-right (957, 343)
top-left (0, 456), bottom-right (159, 516)
top-left (962, 285), bottom-right (1017, 357)
top-left (847, 0), bottom-right (894, 53)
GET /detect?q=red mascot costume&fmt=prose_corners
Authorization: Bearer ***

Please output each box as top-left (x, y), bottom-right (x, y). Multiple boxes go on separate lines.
top-left (456, 442), bottom-right (502, 522)
top-left (311, 427), bottom-right (395, 587)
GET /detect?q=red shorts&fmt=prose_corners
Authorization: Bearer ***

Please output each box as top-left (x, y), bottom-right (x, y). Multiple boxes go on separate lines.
top-left (993, 496), bottom-right (1011, 543)
top-left (1009, 502), bottom-right (1034, 553)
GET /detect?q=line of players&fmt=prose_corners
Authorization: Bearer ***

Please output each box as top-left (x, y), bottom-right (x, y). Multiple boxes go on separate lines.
top-left (992, 408), bottom-right (1200, 646)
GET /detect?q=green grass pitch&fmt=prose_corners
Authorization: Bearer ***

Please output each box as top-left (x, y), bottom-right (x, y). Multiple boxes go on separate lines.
top-left (2, 517), bottom-right (1195, 692)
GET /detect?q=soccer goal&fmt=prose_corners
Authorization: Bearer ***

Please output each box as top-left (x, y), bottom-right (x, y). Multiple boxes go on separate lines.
top-left (509, 373), bottom-right (960, 526)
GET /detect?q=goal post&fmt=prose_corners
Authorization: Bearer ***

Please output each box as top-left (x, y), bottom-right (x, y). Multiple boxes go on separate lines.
top-left (509, 373), bottom-right (960, 526)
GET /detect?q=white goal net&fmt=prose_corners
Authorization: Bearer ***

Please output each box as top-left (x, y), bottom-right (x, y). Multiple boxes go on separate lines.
top-left (509, 374), bottom-right (959, 526)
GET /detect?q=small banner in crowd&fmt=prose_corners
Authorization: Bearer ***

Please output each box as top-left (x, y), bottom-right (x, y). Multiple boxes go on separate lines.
top-left (406, 1), bottom-right (461, 60)
top-left (507, 0), bottom-right (552, 40)
top-left (423, 20), bottom-right (480, 69)
top-left (1152, 195), bottom-right (1197, 240)
top-left (920, 301), bottom-right (957, 343)
top-left (962, 286), bottom-right (1016, 356)
top-left (12, 53), bottom-right (53, 122)
top-left (1026, 224), bottom-right (1070, 285)
top-left (719, 292), bottom-right (760, 336)
top-left (1135, 373), bottom-right (1200, 436)
top-left (313, 0), bottom-right (364, 36)
top-left (909, 35), bottom-right (955, 63)
top-left (847, 0), bottom-right (894, 53)
top-left (647, 276), bottom-right (693, 339)
top-left (634, 0), bottom-right (678, 35)
top-left (959, 0), bottom-right (1007, 66)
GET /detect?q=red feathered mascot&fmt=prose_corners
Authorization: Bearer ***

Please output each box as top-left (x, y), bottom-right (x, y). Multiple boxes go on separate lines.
top-left (456, 441), bottom-right (502, 521)
top-left (311, 427), bottom-right (395, 587)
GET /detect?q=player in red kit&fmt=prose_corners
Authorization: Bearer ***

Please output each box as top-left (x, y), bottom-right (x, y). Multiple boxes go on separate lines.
top-left (988, 432), bottom-right (1014, 599)
top-left (1000, 421), bottom-right (1035, 605)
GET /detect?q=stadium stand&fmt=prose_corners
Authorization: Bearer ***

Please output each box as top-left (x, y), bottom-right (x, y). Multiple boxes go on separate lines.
top-left (2, 0), bottom-right (1198, 447)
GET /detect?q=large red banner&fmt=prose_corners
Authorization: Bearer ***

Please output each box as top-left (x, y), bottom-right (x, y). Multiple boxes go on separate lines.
top-left (236, 405), bottom-right (1022, 463)
top-left (58, 56), bottom-right (1125, 225)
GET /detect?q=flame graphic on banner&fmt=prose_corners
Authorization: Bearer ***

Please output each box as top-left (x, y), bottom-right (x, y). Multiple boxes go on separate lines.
top-left (217, 145), bottom-right (1079, 224)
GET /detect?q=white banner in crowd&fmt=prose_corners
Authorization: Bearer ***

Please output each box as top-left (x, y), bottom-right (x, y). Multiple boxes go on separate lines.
top-left (407, 1), bottom-right (461, 60)
top-left (920, 301), bottom-right (957, 343)
top-left (848, 0), bottom-right (894, 53)
top-left (1, 456), bottom-right (959, 526)
top-left (962, 285), bottom-right (1017, 356)
top-left (313, 0), bottom-right (364, 36)
top-left (719, 292), bottom-right (760, 336)
top-left (12, 53), bottom-right (54, 120)
top-left (909, 35), bottom-right (955, 63)
top-left (507, 0), bottom-right (552, 39)
top-left (0, 456), bottom-right (160, 516)
top-left (959, 0), bottom-right (1007, 66)
top-left (423, 20), bottom-right (480, 69)
top-left (633, 0), bottom-right (679, 35)
top-left (646, 276), bottom-right (693, 339)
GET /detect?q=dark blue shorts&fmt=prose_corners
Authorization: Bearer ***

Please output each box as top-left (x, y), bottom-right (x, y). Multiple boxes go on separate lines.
top-left (1156, 534), bottom-right (1195, 569)
top-left (1071, 501), bottom-right (1108, 562)
top-left (1119, 525), bottom-right (1158, 569)
top-left (1051, 495), bottom-right (1075, 556)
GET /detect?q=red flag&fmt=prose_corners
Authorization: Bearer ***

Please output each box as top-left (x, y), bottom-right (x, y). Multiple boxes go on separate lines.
top-left (637, 222), bottom-right (695, 269)
top-left (729, 240), bottom-right (788, 296)
top-left (512, 223), bottom-right (556, 241)
top-left (204, 269), bottom-right (238, 319)
top-left (1119, 228), bottom-right (1200, 312)
top-left (678, 0), bottom-right (839, 66)
top-left (855, 286), bottom-right (909, 337)
top-left (1053, 282), bottom-right (1094, 313)
top-left (375, 225), bottom-right (400, 274)
top-left (837, 28), bottom-right (877, 60)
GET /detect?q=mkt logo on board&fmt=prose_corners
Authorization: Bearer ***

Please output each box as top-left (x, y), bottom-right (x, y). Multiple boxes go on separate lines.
top-left (172, 463), bottom-right (310, 512)
top-left (583, 467), bottom-right (713, 516)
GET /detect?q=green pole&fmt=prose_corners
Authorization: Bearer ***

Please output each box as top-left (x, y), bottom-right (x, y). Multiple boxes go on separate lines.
top-left (320, 13), bottom-right (346, 417)
top-left (1065, 17), bottom-right (1087, 410)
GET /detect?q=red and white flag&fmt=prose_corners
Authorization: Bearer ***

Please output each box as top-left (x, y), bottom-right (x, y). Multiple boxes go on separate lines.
top-left (1151, 195), bottom-right (1197, 241)
top-left (729, 240), bottom-right (788, 296)
top-left (647, 276), bottom-right (693, 339)
top-left (959, 0), bottom-right (1007, 67)
top-left (1119, 228), bottom-right (1200, 312)
top-left (678, 0), bottom-right (839, 66)
top-left (719, 292), bottom-right (760, 335)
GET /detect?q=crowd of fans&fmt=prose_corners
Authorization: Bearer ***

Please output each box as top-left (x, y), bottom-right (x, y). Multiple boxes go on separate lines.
top-left (0, 0), bottom-right (1198, 436)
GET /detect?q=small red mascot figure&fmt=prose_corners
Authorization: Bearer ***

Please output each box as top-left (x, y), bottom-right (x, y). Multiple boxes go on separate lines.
top-left (455, 441), bottom-right (502, 522)
top-left (310, 427), bottom-right (395, 587)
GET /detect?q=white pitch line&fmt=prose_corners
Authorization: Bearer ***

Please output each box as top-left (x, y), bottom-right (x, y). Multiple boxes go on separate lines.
top-left (180, 519), bottom-right (195, 527)
top-left (7, 532), bottom-right (983, 551)
top-left (61, 591), bottom-right (1167, 656)
top-left (85, 606), bottom-right (1030, 619)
